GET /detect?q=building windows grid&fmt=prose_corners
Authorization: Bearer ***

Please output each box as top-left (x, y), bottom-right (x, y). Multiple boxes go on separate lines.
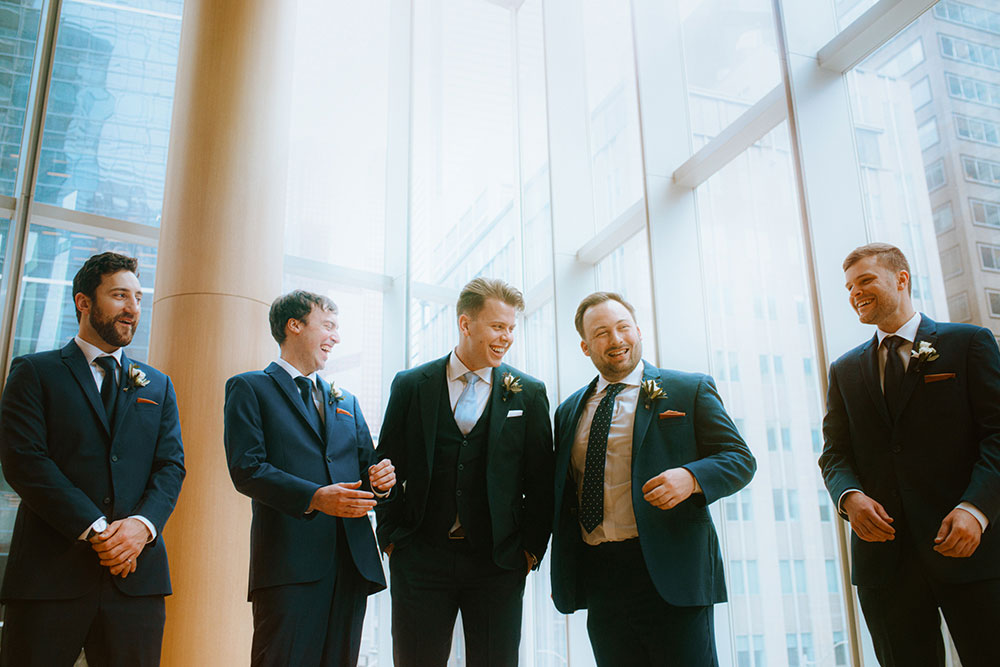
top-left (955, 113), bottom-right (1000, 147)
top-left (980, 243), bottom-right (1000, 272)
top-left (971, 198), bottom-right (1000, 228)
top-left (939, 33), bottom-right (1000, 72)
top-left (962, 155), bottom-right (1000, 187)
top-left (933, 1), bottom-right (1000, 36)
top-left (945, 71), bottom-right (1000, 109)
top-left (926, 158), bottom-right (947, 191)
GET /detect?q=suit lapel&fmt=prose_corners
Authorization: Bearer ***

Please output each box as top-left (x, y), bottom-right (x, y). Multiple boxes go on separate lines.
top-left (419, 357), bottom-right (447, 473)
top-left (858, 335), bottom-right (892, 428)
top-left (61, 341), bottom-right (110, 435)
top-left (486, 365), bottom-right (508, 463)
top-left (319, 376), bottom-right (340, 452)
top-left (893, 315), bottom-right (938, 423)
top-left (630, 362), bottom-right (659, 460)
top-left (110, 351), bottom-right (135, 439)
top-left (554, 377), bottom-right (597, 487)
top-left (265, 362), bottom-right (323, 442)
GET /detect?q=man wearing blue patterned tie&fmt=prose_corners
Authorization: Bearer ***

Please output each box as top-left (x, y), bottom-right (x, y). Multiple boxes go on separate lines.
top-left (550, 292), bottom-right (755, 666)
top-left (224, 290), bottom-right (395, 667)
top-left (375, 278), bottom-right (554, 667)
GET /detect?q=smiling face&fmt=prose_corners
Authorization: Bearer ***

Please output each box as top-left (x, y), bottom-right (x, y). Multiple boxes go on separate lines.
top-left (75, 270), bottom-right (142, 352)
top-left (580, 299), bottom-right (642, 382)
top-left (282, 305), bottom-right (340, 375)
top-left (455, 297), bottom-right (516, 371)
top-left (844, 255), bottom-right (914, 332)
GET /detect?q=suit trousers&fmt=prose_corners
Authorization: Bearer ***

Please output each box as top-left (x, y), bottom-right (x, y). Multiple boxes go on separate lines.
top-left (581, 538), bottom-right (718, 667)
top-left (250, 519), bottom-right (368, 667)
top-left (857, 533), bottom-right (1000, 667)
top-left (389, 538), bottom-right (526, 667)
top-left (0, 570), bottom-right (165, 667)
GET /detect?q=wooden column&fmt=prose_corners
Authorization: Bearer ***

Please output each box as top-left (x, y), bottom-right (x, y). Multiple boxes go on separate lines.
top-left (149, 1), bottom-right (295, 664)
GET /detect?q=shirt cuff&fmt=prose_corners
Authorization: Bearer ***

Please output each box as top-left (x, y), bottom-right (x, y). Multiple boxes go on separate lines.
top-left (956, 502), bottom-right (988, 533)
top-left (128, 515), bottom-right (157, 543)
top-left (79, 516), bottom-right (108, 541)
top-left (838, 489), bottom-right (862, 514)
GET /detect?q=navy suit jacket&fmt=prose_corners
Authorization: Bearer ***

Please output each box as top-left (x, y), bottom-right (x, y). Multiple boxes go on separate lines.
top-left (550, 362), bottom-right (755, 611)
top-left (224, 363), bottom-right (385, 599)
top-left (0, 341), bottom-right (185, 600)
top-left (820, 316), bottom-right (1000, 586)
top-left (374, 355), bottom-right (554, 570)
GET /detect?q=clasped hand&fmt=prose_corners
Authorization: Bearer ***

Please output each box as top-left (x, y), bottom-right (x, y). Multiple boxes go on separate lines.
top-left (89, 517), bottom-right (151, 578)
top-left (309, 459), bottom-right (396, 518)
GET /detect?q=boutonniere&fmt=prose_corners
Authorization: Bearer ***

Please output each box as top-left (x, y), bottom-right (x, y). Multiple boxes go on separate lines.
top-left (501, 372), bottom-right (522, 402)
top-left (911, 341), bottom-right (939, 370)
top-left (327, 382), bottom-right (344, 405)
top-left (122, 364), bottom-right (149, 392)
top-left (641, 379), bottom-right (665, 409)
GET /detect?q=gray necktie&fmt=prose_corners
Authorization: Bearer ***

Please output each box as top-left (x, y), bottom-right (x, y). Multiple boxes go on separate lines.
top-left (454, 372), bottom-right (482, 435)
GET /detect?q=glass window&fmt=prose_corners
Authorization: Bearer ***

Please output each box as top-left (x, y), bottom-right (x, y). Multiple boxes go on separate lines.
top-left (979, 243), bottom-right (1000, 271)
top-left (818, 489), bottom-right (832, 522)
top-left (878, 38), bottom-right (924, 77)
top-left (939, 33), bottom-right (1000, 71)
top-left (12, 224), bottom-right (156, 360)
top-left (926, 159), bottom-right (947, 191)
top-left (971, 198), bottom-right (1000, 228)
top-left (0, 1), bottom-right (45, 196)
top-left (595, 230), bottom-right (657, 363)
top-left (988, 289), bottom-right (1000, 317)
top-left (581, 0), bottom-right (644, 233)
top-left (933, 202), bottom-right (955, 233)
top-left (933, 1), bottom-right (1000, 35)
top-left (834, 630), bottom-right (849, 665)
top-left (857, 128), bottom-right (883, 167)
top-left (940, 245), bottom-right (964, 278)
top-left (911, 76), bottom-right (932, 109)
top-left (33, 0), bottom-right (184, 226)
top-left (955, 114), bottom-right (1000, 146)
top-left (962, 155), bottom-right (1000, 186)
top-left (773, 488), bottom-right (786, 521)
top-left (945, 71), bottom-right (1000, 109)
top-left (949, 291), bottom-right (972, 321)
top-left (918, 117), bottom-right (939, 151)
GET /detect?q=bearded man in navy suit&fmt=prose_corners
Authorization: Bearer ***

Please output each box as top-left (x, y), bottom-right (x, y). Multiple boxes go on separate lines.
top-left (224, 290), bottom-right (395, 667)
top-left (0, 252), bottom-right (185, 666)
top-left (820, 243), bottom-right (1000, 667)
top-left (550, 292), bottom-right (755, 666)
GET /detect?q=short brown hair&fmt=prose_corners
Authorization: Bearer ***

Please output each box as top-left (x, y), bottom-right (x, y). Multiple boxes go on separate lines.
top-left (72, 252), bottom-right (139, 322)
top-left (456, 277), bottom-right (524, 317)
top-left (843, 243), bottom-right (912, 294)
top-left (269, 290), bottom-right (337, 345)
top-left (574, 292), bottom-right (637, 339)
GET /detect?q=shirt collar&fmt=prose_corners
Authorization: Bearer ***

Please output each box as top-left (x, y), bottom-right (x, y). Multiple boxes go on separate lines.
top-left (595, 360), bottom-right (645, 395)
top-left (74, 336), bottom-right (123, 367)
top-left (275, 357), bottom-right (318, 384)
top-left (876, 312), bottom-right (921, 346)
top-left (448, 350), bottom-right (493, 386)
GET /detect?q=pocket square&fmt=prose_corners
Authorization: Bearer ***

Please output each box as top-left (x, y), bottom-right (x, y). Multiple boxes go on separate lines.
top-left (507, 409), bottom-right (523, 418)
top-left (136, 397), bottom-right (158, 406)
top-left (336, 407), bottom-right (353, 417)
top-left (659, 410), bottom-right (686, 419)
top-left (924, 373), bottom-right (956, 384)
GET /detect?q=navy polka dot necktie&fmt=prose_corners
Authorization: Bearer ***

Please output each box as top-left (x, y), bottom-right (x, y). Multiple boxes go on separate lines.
top-left (580, 382), bottom-right (626, 533)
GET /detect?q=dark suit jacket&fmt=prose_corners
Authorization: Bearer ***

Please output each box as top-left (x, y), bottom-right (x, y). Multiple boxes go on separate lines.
top-left (820, 315), bottom-right (1000, 586)
top-left (374, 355), bottom-right (554, 570)
top-left (0, 341), bottom-right (185, 601)
top-left (224, 363), bottom-right (385, 599)
top-left (550, 362), bottom-right (755, 611)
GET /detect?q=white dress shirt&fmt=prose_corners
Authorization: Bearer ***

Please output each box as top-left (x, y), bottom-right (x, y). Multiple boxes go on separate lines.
top-left (73, 336), bottom-right (156, 542)
top-left (838, 313), bottom-right (988, 532)
top-left (570, 362), bottom-right (645, 545)
top-left (447, 351), bottom-right (492, 424)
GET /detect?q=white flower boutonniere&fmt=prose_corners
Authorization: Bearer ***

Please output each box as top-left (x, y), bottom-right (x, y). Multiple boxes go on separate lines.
top-left (328, 382), bottom-right (344, 405)
top-left (501, 372), bottom-right (522, 402)
top-left (641, 379), bottom-right (666, 409)
top-left (123, 364), bottom-right (150, 392)
top-left (911, 341), bottom-right (939, 370)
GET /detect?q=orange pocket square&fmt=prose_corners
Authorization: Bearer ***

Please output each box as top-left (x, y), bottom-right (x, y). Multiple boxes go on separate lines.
top-left (136, 397), bottom-right (158, 405)
top-left (924, 373), bottom-right (956, 384)
top-left (336, 407), bottom-right (352, 417)
top-left (659, 410), bottom-right (686, 419)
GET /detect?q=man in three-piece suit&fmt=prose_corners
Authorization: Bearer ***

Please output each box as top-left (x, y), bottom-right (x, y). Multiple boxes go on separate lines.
top-left (0, 252), bottom-right (185, 666)
top-left (820, 243), bottom-right (1000, 667)
top-left (550, 292), bottom-right (755, 666)
top-left (375, 277), bottom-right (553, 666)
top-left (224, 290), bottom-right (395, 667)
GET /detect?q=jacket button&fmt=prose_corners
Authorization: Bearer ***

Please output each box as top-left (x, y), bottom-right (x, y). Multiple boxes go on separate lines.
top-left (462, 440), bottom-right (468, 447)
top-left (111, 454), bottom-right (118, 462)
top-left (891, 445), bottom-right (901, 453)
top-left (458, 464), bottom-right (464, 471)
top-left (103, 497), bottom-right (111, 505)
top-left (326, 456), bottom-right (332, 462)
top-left (456, 489), bottom-right (463, 497)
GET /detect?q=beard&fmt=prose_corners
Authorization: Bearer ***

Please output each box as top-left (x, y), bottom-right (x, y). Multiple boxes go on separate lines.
top-left (89, 303), bottom-right (138, 348)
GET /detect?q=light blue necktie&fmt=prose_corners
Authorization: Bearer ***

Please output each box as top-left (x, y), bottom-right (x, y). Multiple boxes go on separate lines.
top-left (454, 371), bottom-right (481, 435)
